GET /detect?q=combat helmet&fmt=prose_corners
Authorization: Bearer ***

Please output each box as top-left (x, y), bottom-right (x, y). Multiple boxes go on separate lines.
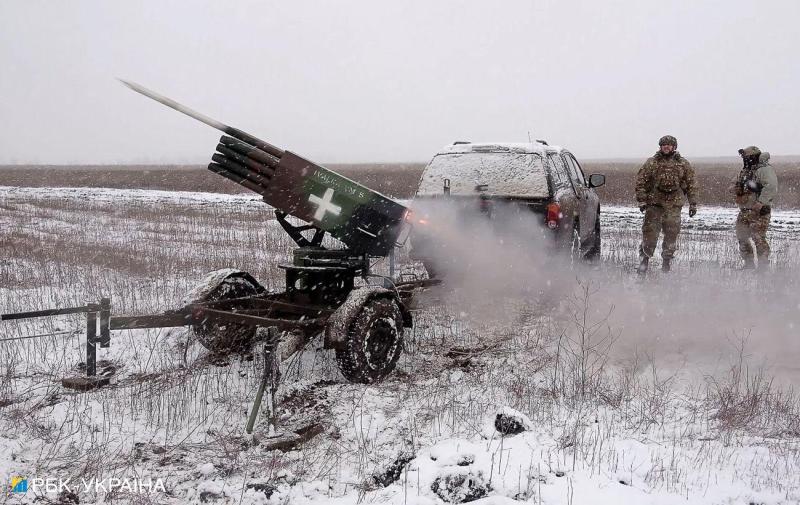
top-left (738, 145), bottom-right (761, 167)
top-left (738, 146), bottom-right (761, 157)
top-left (658, 135), bottom-right (678, 148)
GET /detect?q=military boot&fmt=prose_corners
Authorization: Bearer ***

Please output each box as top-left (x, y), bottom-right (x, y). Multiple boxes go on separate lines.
top-left (661, 258), bottom-right (671, 273)
top-left (637, 257), bottom-right (649, 275)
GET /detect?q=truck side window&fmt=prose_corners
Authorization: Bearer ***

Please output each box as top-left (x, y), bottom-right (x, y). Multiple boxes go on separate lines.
top-left (545, 155), bottom-right (561, 185)
top-left (563, 154), bottom-right (586, 188)
top-left (547, 154), bottom-right (572, 192)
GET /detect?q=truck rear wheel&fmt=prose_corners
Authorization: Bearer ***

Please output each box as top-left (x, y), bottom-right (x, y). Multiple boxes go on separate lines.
top-left (568, 220), bottom-right (582, 264)
top-left (335, 297), bottom-right (404, 384)
top-left (584, 211), bottom-right (602, 260)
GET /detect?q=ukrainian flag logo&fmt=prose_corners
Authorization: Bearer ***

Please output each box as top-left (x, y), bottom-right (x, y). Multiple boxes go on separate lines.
top-left (10, 476), bottom-right (27, 493)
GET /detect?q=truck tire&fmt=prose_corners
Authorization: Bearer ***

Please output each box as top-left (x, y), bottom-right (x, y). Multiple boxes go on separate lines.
top-left (335, 297), bottom-right (404, 384)
top-left (190, 272), bottom-right (262, 351)
top-left (584, 210), bottom-right (602, 260)
top-left (569, 220), bottom-right (582, 264)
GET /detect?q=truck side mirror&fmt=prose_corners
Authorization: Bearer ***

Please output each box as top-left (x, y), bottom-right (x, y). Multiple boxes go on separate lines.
top-left (588, 174), bottom-right (605, 188)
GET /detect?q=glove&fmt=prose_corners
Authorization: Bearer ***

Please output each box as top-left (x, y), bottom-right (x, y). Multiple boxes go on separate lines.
top-left (688, 205), bottom-right (697, 217)
top-left (639, 205), bottom-right (647, 213)
top-left (751, 201), bottom-right (763, 214)
top-left (745, 180), bottom-right (763, 193)
top-left (759, 205), bottom-right (771, 216)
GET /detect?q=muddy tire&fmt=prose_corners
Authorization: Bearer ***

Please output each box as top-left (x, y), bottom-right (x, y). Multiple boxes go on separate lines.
top-left (584, 211), bottom-right (602, 261)
top-left (568, 221), bottom-right (582, 264)
top-left (335, 297), bottom-right (404, 384)
top-left (191, 273), bottom-right (261, 352)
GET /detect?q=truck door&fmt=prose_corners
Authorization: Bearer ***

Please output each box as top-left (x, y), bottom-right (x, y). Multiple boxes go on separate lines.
top-left (563, 153), bottom-right (598, 244)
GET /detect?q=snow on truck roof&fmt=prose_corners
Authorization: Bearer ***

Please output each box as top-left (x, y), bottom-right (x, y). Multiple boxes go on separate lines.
top-left (415, 142), bottom-right (558, 198)
top-left (437, 141), bottom-right (563, 155)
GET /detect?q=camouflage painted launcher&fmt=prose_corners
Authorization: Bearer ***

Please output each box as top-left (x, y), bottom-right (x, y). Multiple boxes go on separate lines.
top-left (121, 80), bottom-right (409, 257)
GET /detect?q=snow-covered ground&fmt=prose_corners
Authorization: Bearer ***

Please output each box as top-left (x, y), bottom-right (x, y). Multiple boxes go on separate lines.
top-left (1, 186), bottom-right (799, 504)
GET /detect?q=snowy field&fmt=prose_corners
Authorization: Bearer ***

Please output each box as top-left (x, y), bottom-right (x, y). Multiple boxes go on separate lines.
top-left (1, 186), bottom-right (800, 504)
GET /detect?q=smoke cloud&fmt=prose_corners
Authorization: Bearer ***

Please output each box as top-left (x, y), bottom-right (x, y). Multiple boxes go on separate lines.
top-left (407, 199), bottom-right (800, 383)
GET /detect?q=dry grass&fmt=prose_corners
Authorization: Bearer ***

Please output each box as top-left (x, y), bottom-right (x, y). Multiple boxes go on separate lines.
top-left (591, 159), bottom-right (800, 208)
top-left (3, 159), bottom-right (799, 206)
top-left (2, 188), bottom-right (800, 502)
top-left (0, 163), bottom-right (426, 200)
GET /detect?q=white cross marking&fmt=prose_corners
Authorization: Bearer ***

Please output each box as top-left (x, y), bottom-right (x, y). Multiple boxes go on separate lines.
top-left (308, 188), bottom-right (342, 221)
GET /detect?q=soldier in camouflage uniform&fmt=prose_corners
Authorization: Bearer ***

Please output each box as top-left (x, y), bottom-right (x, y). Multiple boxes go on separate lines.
top-left (732, 146), bottom-right (777, 271)
top-left (635, 135), bottom-right (698, 274)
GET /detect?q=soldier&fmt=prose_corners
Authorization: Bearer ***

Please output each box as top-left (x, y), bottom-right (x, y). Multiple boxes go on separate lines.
top-left (635, 135), bottom-right (698, 274)
top-left (733, 146), bottom-right (777, 271)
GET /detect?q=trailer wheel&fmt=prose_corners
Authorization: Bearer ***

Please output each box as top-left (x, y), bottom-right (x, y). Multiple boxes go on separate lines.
top-left (335, 297), bottom-right (404, 384)
top-left (191, 273), bottom-right (261, 351)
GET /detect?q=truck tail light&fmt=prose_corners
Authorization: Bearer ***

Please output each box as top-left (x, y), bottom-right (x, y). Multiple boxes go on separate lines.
top-left (546, 202), bottom-right (562, 229)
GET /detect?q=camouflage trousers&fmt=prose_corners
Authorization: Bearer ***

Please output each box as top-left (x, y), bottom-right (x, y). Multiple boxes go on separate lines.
top-left (735, 208), bottom-right (770, 261)
top-left (639, 205), bottom-right (682, 260)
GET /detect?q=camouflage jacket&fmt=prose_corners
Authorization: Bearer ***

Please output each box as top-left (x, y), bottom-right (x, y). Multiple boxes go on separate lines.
top-left (731, 152), bottom-right (778, 210)
top-left (635, 151), bottom-right (698, 208)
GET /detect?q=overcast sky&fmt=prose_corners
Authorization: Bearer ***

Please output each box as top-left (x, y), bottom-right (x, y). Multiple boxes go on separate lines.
top-left (1, 0), bottom-right (798, 164)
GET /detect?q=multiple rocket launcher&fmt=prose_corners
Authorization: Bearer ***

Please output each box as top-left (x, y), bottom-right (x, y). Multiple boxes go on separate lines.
top-left (121, 81), bottom-right (409, 257)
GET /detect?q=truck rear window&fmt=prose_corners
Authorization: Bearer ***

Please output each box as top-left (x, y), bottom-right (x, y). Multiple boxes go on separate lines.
top-left (416, 152), bottom-right (549, 198)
